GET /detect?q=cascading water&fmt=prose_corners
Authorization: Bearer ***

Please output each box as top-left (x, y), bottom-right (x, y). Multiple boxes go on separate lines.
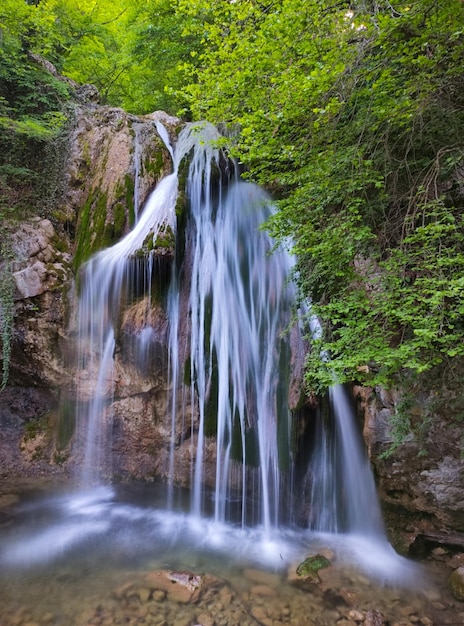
top-left (0, 120), bottom-right (421, 594)
top-left (74, 119), bottom-right (391, 541)
top-left (72, 119), bottom-right (299, 531)
top-left (184, 177), bottom-right (297, 532)
top-left (307, 385), bottom-right (384, 536)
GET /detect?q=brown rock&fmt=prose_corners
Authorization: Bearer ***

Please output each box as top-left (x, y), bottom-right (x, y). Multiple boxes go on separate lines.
top-left (448, 566), bottom-right (464, 601)
top-left (144, 570), bottom-right (205, 604)
top-left (365, 609), bottom-right (386, 626)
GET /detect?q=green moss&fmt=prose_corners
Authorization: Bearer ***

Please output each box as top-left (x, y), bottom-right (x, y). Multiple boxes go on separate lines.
top-left (143, 148), bottom-right (165, 178)
top-left (54, 398), bottom-right (75, 454)
top-left (154, 226), bottom-right (175, 250)
top-left (73, 190), bottom-right (93, 270)
top-left (113, 202), bottom-right (126, 238)
top-left (23, 416), bottom-right (47, 441)
top-left (124, 174), bottom-right (135, 227)
top-left (51, 232), bottom-right (70, 253)
top-left (296, 555), bottom-right (331, 583)
top-left (74, 187), bottom-right (126, 270)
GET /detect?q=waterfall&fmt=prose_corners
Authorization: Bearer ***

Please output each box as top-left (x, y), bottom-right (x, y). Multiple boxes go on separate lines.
top-left (182, 175), bottom-right (296, 532)
top-left (308, 385), bottom-right (384, 536)
top-left (73, 120), bottom-right (385, 541)
top-left (0, 118), bottom-right (423, 592)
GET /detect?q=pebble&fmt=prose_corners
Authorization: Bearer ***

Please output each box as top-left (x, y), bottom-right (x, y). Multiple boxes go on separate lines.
top-left (348, 609), bottom-right (364, 621)
top-left (196, 612), bottom-right (216, 626)
top-left (153, 589), bottom-right (166, 602)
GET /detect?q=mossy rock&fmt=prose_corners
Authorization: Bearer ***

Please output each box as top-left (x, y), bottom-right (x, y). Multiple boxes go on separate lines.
top-left (296, 554), bottom-right (331, 583)
top-left (448, 567), bottom-right (464, 601)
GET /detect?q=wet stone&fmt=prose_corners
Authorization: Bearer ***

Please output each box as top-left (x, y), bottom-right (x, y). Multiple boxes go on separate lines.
top-left (365, 609), bottom-right (387, 626)
top-left (153, 589), bottom-right (167, 602)
top-left (348, 609), bottom-right (364, 621)
top-left (196, 612), bottom-right (216, 626)
top-left (135, 587), bottom-right (152, 603)
top-left (448, 566), bottom-right (464, 601)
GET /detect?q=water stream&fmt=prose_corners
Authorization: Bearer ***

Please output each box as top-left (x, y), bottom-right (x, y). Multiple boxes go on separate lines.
top-left (0, 121), bottom-right (445, 625)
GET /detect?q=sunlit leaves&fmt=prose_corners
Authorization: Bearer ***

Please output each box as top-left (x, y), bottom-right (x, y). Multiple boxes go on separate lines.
top-left (176, 0), bottom-right (464, 392)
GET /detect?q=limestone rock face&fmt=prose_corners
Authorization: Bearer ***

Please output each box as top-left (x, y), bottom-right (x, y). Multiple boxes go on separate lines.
top-left (8, 217), bottom-right (72, 388)
top-left (355, 383), bottom-right (464, 549)
top-left (1, 106), bottom-right (183, 479)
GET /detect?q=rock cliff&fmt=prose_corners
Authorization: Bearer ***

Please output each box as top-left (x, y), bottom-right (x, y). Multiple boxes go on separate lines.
top-left (0, 104), bottom-right (186, 482)
top-left (2, 99), bottom-right (464, 553)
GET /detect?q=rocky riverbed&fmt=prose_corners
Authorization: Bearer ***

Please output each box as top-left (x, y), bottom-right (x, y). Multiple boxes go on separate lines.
top-left (1, 480), bottom-right (464, 626)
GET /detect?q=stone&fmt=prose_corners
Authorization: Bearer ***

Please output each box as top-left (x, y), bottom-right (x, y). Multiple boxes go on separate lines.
top-left (449, 553), bottom-right (464, 569)
top-left (250, 606), bottom-right (271, 625)
top-left (144, 570), bottom-right (205, 604)
top-left (14, 261), bottom-right (48, 299)
top-left (196, 613), bottom-right (216, 626)
top-left (153, 589), bottom-right (167, 602)
top-left (295, 554), bottom-right (331, 583)
top-left (136, 587), bottom-right (152, 603)
top-left (365, 610), bottom-right (386, 626)
top-left (448, 566), bottom-right (464, 601)
top-left (348, 609), bottom-right (364, 621)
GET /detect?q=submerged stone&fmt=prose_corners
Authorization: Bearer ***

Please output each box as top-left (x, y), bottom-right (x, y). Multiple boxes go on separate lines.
top-left (144, 570), bottom-right (206, 604)
top-left (296, 554), bottom-right (331, 583)
top-left (448, 566), bottom-right (464, 601)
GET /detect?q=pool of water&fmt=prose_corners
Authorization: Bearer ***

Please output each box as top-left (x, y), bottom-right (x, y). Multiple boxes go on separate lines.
top-left (0, 482), bottom-right (462, 626)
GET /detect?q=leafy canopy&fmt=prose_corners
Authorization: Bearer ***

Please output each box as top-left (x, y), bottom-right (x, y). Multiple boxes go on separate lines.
top-left (175, 0), bottom-right (464, 392)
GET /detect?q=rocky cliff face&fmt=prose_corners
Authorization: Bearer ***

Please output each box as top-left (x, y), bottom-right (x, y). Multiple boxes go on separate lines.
top-left (2, 99), bottom-right (464, 551)
top-left (356, 378), bottom-right (464, 553)
top-left (0, 104), bottom-right (188, 482)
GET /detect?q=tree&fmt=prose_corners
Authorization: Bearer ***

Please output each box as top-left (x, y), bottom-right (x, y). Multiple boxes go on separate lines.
top-left (176, 0), bottom-right (464, 393)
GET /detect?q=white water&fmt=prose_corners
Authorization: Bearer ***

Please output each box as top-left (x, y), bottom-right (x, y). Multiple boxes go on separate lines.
top-left (13, 119), bottom-right (417, 584)
top-left (183, 174), bottom-right (296, 532)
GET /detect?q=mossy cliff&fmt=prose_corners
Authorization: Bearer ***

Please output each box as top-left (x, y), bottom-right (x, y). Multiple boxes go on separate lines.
top-left (0, 99), bottom-right (182, 481)
top-left (66, 107), bottom-right (176, 270)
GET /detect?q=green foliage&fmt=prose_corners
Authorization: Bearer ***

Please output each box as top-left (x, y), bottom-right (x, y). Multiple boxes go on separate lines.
top-left (177, 0), bottom-right (464, 397)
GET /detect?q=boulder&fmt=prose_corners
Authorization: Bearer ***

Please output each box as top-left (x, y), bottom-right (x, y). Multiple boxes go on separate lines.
top-left (448, 566), bottom-right (464, 601)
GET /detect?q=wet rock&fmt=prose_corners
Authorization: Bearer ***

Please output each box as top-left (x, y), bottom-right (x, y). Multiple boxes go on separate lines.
top-left (448, 552), bottom-right (464, 569)
top-left (136, 586), bottom-right (152, 603)
top-left (448, 566), bottom-right (464, 601)
top-left (196, 613), bottom-right (216, 626)
top-left (144, 570), bottom-right (206, 604)
top-left (295, 554), bottom-right (331, 583)
top-left (348, 609), bottom-right (364, 621)
top-left (365, 609), bottom-right (386, 625)
top-left (153, 589), bottom-right (167, 602)
top-left (250, 605), bottom-right (271, 624)
top-left (340, 588), bottom-right (360, 606)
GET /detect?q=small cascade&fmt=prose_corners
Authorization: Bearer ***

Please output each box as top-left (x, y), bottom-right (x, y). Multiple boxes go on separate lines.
top-left (73, 123), bottom-right (183, 483)
top-left (308, 385), bottom-right (384, 537)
